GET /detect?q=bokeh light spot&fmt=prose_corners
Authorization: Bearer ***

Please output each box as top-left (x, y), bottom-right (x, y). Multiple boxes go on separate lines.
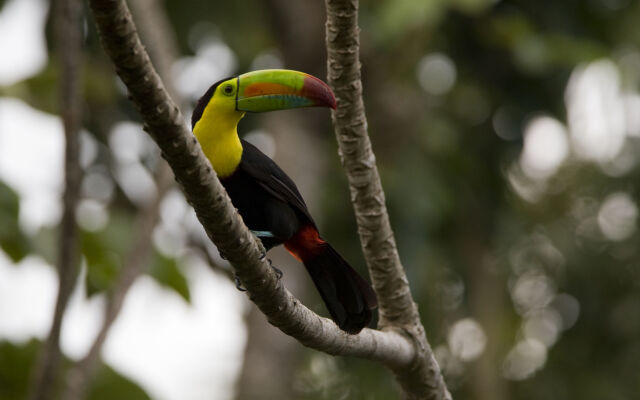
top-left (503, 339), bottom-right (547, 381)
top-left (417, 53), bottom-right (457, 96)
top-left (520, 116), bottom-right (569, 180)
top-left (447, 318), bottom-right (487, 362)
top-left (511, 272), bottom-right (555, 315)
top-left (597, 192), bottom-right (638, 241)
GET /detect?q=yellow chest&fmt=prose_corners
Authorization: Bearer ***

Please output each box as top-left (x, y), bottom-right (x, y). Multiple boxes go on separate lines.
top-left (198, 132), bottom-right (242, 178)
top-left (193, 104), bottom-right (244, 179)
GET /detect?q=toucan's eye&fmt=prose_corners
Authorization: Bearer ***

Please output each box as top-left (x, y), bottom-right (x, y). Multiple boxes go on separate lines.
top-left (223, 84), bottom-right (234, 96)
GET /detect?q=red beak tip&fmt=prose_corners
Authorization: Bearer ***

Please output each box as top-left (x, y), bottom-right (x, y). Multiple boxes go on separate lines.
top-left (303, 74), bottom-right (338, 110)
top-left (323, 89), bottom-right (337, 110)
top-left (325, 86), bottom-right (337, 110)
top-left (325, 85), bottom-right (337, 109)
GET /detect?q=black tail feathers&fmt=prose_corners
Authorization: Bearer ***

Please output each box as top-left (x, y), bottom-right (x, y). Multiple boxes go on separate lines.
top-left (303, 244), bottom-right (377, 334)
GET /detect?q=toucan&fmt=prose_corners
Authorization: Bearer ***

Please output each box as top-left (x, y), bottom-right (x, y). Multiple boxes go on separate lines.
top-left (191, 69), bottom-right (377, 334)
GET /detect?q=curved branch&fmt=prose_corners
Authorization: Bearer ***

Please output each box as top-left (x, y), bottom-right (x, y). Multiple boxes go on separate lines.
top-left (325, 0), bottom-right (451, 398)
top-left (87, 0), bottom-right (418, 372)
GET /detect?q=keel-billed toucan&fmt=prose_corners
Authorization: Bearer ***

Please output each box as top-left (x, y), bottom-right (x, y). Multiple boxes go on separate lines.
top-left (191, 69), bottom-right (377, 334)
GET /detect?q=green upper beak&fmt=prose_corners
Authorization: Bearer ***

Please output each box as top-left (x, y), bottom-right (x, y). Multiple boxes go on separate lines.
top-left (235, 69), bottom-right (336, 112)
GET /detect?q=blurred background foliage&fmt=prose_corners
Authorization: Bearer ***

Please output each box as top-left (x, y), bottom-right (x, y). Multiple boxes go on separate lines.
top-left (1, 0), bottom-right (640, 398)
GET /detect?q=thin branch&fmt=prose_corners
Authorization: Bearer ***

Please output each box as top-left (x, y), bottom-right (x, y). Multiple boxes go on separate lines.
top-left (87, 0), bottom-right (420, 371)
top-left (325, 0), bottom-right (451, 398)
top-left (62, 165), bottom-right (172, 400)
top-left (325, 0), bottom-right (415, 329)
top-left (28, 0), bottom-right (83, 398)
top-left (63, 0), bottom-right (179, 397)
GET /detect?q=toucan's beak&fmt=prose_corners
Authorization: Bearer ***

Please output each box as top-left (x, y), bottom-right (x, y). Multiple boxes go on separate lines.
top-left (236, 69), bottom-right (336, 112)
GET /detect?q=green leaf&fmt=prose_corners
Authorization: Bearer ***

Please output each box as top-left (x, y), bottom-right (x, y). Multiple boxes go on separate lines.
top-left (0, 340), bottom-right (38, 400)
top-left (81, 212), bottom-right (135, 296)
top-left (87, 364), bottom-right (151, 400)
top-left (31, 226), bottom-right (58, 265)
top-left (82, 229), bottom-right (121, 296)
top-left (149, 251), bottom-right (191, 303)
top-left (0, 181), bottom-right (31, 262)
top-left (0, 340), bottom-right (151, 400)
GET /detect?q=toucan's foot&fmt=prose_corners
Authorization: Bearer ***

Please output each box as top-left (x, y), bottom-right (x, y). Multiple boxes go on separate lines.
top-left (234, 274), bottom-right (247, 292)
top-left (268, 259), bottom-right (283, 280)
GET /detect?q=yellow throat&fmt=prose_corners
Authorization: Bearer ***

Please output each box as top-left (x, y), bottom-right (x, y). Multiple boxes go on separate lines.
top-left (193, 94), bottom-right (245, 179)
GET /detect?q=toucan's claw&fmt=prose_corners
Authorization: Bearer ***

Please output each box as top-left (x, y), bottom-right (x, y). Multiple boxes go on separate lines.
top-left (268, 259), bottom-right (284, 280)
top-left (259, 249), bottom-right (267, 261)
top-left (219, 251), bottom-right (227, 261)
top-left (234, 274), bottom-right (247, 292)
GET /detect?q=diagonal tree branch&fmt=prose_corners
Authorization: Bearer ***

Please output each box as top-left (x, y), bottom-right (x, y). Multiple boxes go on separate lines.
top-left (325, 0), bottom-right (451, 398)
top-left (28, 0), bottom-right (83, 398)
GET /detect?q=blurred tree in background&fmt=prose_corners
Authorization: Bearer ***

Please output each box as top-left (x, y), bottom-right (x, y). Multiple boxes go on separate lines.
top-left (1, 0), bottom-right (640, 399)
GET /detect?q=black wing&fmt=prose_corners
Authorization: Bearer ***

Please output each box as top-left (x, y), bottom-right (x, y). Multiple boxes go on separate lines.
top-left (239, 139), bottom-right (316, 227)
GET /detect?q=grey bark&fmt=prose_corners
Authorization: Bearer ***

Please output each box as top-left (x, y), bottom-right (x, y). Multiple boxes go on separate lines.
top-left (28, 0), bottom-right (83, 398)
top-left (324, 0), bottom-right (451, 398)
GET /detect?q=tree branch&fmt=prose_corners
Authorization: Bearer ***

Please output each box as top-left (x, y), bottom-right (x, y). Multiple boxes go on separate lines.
top-left (62, 165), bottom-right (172, 400)
top-left (87, 0), bottom-right (419, 372)
top-left (63, 0), bottom-right (180, 397)
top-left (29, 0), bottom-right (83, 398)
top-left (325, 0), bottom-right (415, 330)
top-left (325, 0), bottom-right (451, 398)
